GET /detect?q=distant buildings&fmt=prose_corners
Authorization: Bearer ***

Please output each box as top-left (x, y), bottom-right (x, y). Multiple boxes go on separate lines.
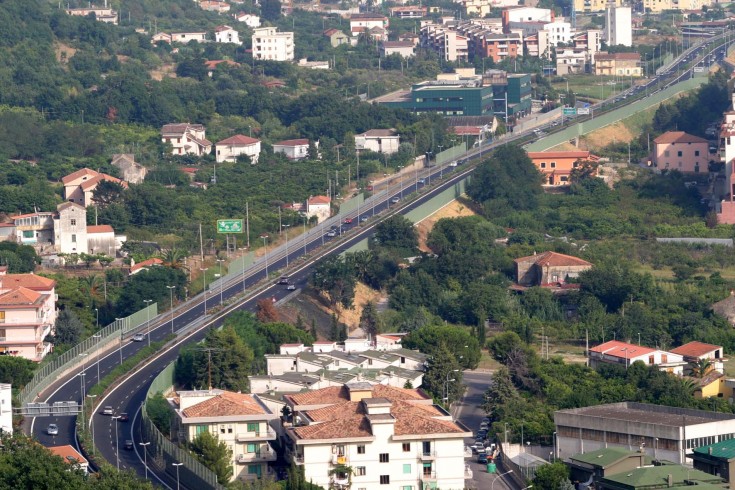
top-left (588, 340), bottom-right (686, 373)
top-left (152, 32), bottom-right (208, 44)
top-left (606, 6), bottom-right (632, 47)
top-left (420, 24), bottom-right (469, 62)
top-left (215, 135), bottom-right (262, 164)
top-left (652, 131), bottom-right (710, 173)
top-left (273, 139), bottom-right (315, 161)
top-left (594, 52), bottom-right (641, 76)
top-left (691, 439), bottom-right (735, 482)
top-left (161, 123), bottom-right (212, 156)
top-left (110, 154), bottom-right (147, 184)
top-left (323, 28), bottom-right (350, 47)
top-left (48, 445), bottom-right (89, 473)
top-left (62, 168), bottom-right (128, 207)
top-left (381, 41), bottom-right (415, 58)
top-left (215, 25), bottom-right (241, 44)
top-left (252, 27), bottom-right (294, 61)
top-left (65, 6), bottom-right (118, 24)
top-left (349, 13), bottom-right (389, 36)
top-left (234, 12), bottom-right (261, 28)
top-left (514, 251), bottom-right (592, 288)
top-left (199, 0), bottom-right (231, 13)
top-left (355, 129), bottom-right (401, 155)
top-left (527, 150), bottom-right (600, 186)
top-left (574, 0), bottom-right (623, 12)
top-left (305, 195), bottom-right (331, 223)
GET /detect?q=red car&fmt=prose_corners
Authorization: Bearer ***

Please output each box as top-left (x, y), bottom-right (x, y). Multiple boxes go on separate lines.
top-left (343, 218), bottom-right (353, 224)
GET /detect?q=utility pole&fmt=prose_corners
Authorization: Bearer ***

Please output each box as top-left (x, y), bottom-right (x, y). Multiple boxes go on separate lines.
top-left (245, 201), bottom-right (250, 249)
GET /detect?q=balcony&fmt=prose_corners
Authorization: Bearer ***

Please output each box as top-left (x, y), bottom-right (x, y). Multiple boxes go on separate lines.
top-left (418, 450), bottom-right (437, 460)
top-left (236, 427), bottom-right (276, 442)
top-left (331, 454), bottom-right (348, 465)
top-left (422, 471), bottom-right (438, 481)
top-left (236, 449), bottom-right (277, 463)
top-left (34, 342), bottom-right (52, 362)
top-left (286, 449), bottom-right (304, 465)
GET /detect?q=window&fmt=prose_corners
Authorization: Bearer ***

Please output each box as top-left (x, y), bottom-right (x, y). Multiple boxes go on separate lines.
top-left (71, 234), bottom-right (77, 243)
top-left (380, 475), bottom-right (390, 485)
top-left (0, 314), bottom-right (4, 324)
top-left (247, 443), bottom-right (257, 453)
top-left (379, 453), bottom-right (389, 463)
top-left (228, 425), bottom-right (233, 434)
top-left (357, 445), bottom-right (366, 454)
top-left (550, 162), bottom-right (556, 168)
top-left (648, 355), bottom-right (655, 364)
top-left (402, 487), bottom-right (414, 490)
top-left (664, 150), bottom-right (670, 157)
top-left (540, 162), bottom-right (546, 168)
top-left (70, 219), bottom-right (76, 226)
top-left (403, 464), bottom-right (412, 474)
top-left (662, 354), bottom-right (668, 363)
top-left (356, 466), bottom-right (366, 476)
top-left (423, 463), bottom-right (433, 476)
top-left (677, 151), bottom-right (683, 157)
top-left (196, 425), bottom-right (208, 435)
top-left (248, 465), bottom-right (262, 477)
top-left (402, 443), bottom-right (411, 452)
top-left (695, 150), bottom-right (700, 156)
top-left (220, 425), bottom-right (226, 434)
top-left (247, 423), bottom-right (259, 433)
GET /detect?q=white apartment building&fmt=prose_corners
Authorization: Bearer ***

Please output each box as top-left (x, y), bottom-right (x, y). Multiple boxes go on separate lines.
top-left (252, 27), bottom-right (294, 61)
top-left (215, 25), bottom-right (241, 44)
top-left (503, 6), bottom-right (553, 24)
top-left (272, 138), bottom-right (314, 160)
top-left (0, 271), bottom-right (57, 362)
top-left (556, 47), bottom-right (588, 75)
top-left (65, 7), bottom-right (118, 24)
top-left (175, 390), bottom-right (279, 482)
top-left (717, 96), bottom-right (735, 223)
top-left (285, 383), bottom-right (472, 490)
top-left (215, 135), bottom-right (261, 164)
top-left (355, 129), bottom-right (401, 155)
top-left (161, 123), bottom-right (212, 156)
top-left (543, 19), bottom-right (572, 45)
top-left (420, 23), bottom-right (469, 62)
top-left (235, 13), bottom-right (261, 28)
top-left (606, 6), bottom-right (631, 47)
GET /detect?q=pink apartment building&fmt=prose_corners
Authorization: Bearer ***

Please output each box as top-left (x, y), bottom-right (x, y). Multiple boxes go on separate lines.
top-left (652, 131), bottom-right (710, 173)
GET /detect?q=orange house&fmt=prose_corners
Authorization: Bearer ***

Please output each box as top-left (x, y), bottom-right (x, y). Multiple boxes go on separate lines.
top-left (526, 150), bottom-right (599, 186)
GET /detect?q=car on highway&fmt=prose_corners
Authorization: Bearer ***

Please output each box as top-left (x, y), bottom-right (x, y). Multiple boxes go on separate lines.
top-left (287, 284), bottom-right (296, 291)
top-left (390, 197), bottom-right (400, 204)
top-left (478, 453), bottom-right (489, 464)
top-left (343, 218), bottom-right (353, 224)
top-left (124, 440), bottom-right (134, 450)
top-left (132, 333), bottom-right (145, 342)
top-left (326, 230), bottom-right (337, 237)
top-left (118, 412), bottom-right (129, 422)
top-left (360, 216), bottom-right (368, 222)
top-left (277, 277), bottom-right (290, 285)
top-left (449, 161), bottom-right (458, 167)
top-left (418, 178), bottom-right (426, 184)
top-left (47, 423), bottom-right (58, 436)
top-left (102, 406), bottom-right (114, 415)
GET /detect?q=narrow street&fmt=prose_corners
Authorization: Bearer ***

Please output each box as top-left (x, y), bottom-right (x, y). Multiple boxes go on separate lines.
top-left (455, 370), bottom-right (511, 490)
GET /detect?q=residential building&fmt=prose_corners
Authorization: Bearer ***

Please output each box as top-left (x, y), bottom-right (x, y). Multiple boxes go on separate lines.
top-left (691, 439), bottom-right (735, 482)
top-left (525, 31), bottom-right (551, 58)
top-left (375, 78), bottom-right (493, 117)
top-left (598, 463), bottom-right (723, 490)
top-left (514, 251), bottom-right (592, 288)
top-left (174, 389), bottom-right (279, 482)
top-left (350, 14), bottom-right (389, 36)
top-left (161, 123), bottom-right (212, 156)
top-left (10, 211), bottom-right (55, 249)
top-left (296, 59), bottom-right (330, 70)
top-left (381, 41), bottom-right (415, 58)
top-left (151, 32), bottom-right (173, 44)
top-left (652, 131), bottom-right (710, 173)
top-left (556, 47), bottom-right (588, 75)
top-left (606, 6), bottom-right (632, 47)
top-left (574, 29), bottom-right (603, 56)
top-left (574, 0), bottom-right (623, 12)
top-left (323, 28), bottom-right (350, 47)
top-left (456, 0), bottom-right (493, 17)
top-left (157, 32), bottom-right (208, 44)
top-left (86, 225), bottom-right (115, 256)
top-left (690, 371), bottom-right (727, 399)
top-left (61, 168), bottom-right (127, 207)
top-left (527, 150), bottom-right (599, 186)
top-left (642, 0), bottom-right (708, 12)
top-left (215, 25), bottom-right (241, 44)
top-left (555, 402), bottom-right (735, 464)
top-left (0, 271), bottom-right (57, 361)
top-left (110, 154), bottom-right (147, 184)
top-left (355, 129), bottom-right (400, 155)
top-left (129, 257), bottom-right (164, 276)
top-left (215, 135), bottom-right (261, 164)
top-left (235, 13), bottom-right (261, 28)
top-left (588, 340), bottom-right (685, 374)
top-left (0, 384), bottom-right (10, 433)
top-left (567, 448), bottom-right (649, 489)
top-left (420, 24), bottom-right (469, 62)
top-left (389, 6), bottom-right (427, 18)
top-left (305, 195), bottom-right (331, 223)
top-left (502, 6), bottom-right (553, 32)
top-left (273, 139), bottom-right (314, 161)
top-left (476, 32), bottom-right (522, 63)
top-left (65, 6), bottom-right (118, 24)
top-left (252, 27), bottom-right (294, 61)
top-left (594, 52), bottom-right (641, 76)
top-left (670, 341), bottom-right (724, 375)
top-left (54, 202), bottom-right (88, 255)
top-left (48, 445), bottom-right (89, 473)
top-left (717, 95), bottom-right (735, 223)
top-left (284, 383), bottom-right (472, 490)
top-left (199, 0), bottom-right (231, 13)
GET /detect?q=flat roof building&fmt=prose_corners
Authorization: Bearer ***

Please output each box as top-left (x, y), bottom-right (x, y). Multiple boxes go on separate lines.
top-left (555, 402), bottom-right (735, 464)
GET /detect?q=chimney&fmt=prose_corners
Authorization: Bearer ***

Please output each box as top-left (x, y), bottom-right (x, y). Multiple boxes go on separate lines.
top-left (667, 474), bottom-right (673, 488)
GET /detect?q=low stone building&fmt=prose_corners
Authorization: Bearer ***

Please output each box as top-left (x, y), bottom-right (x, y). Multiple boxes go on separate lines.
top-left (514, 251), bottom-right (592, 288)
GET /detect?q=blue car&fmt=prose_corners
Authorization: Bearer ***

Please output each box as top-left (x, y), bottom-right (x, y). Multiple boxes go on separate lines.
top-left (478, 454), bottom-right (489, 464)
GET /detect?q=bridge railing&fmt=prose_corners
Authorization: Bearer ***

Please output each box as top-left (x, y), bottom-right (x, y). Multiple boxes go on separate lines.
top-left (19, 303), bottom-right (158, 407)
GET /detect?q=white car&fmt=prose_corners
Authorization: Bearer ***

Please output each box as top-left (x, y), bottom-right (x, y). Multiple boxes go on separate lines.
top-left (102, 406), bottom-right (114, 416)
top-left (287, 284), bottom-right (296, 291)
top-left (47, 424), bottom-right (58, 436)
top-left (132, 333), bottom-right (145, 342)
top-left (449, 161), bottom-right (458, 167)
top-left (391, 197), bottom-right (400, 204)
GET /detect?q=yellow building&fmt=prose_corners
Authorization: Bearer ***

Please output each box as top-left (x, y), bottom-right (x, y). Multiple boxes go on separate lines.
top-left (692, 372), bottom-right (728, 399)
top-left (573, 0), bottom-right (622, 12)
top-left (594, 52), bottom-right (642, 76)
top-left (643, 0), bottom-right (708, 12)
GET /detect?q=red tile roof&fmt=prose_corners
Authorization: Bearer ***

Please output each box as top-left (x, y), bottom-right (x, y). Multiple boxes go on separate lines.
top-left (87, 225), bottom-right (114, 234)
top-left (216, 134), bottom-right (260, 146)
top-left (0, 274), bottom-right (55, 291)
top-left (360, 129), bottom-right (398, 137)
top-left (514, 251), bottom-right (592, 268)
top-left (596, 52), bottom-right (641, 61)
top-left (61, 168), bottom-right (99, 185)
top-left (48, 445), bottom-right (88, 466)
top-left (308, 195), bottom-right (331, 205)
top-left (0, 287), bottom-right (42, 305)
top-left (182, 391), bottom-right (267, 417)
top-left (653, 131), bottom-right (709, 145)
top-left (527, 150), bottom-right (596, 160)
top-left (129, 258), bottom-right (163, 274)
top-left (274, 139), bottom-right (309, 147)
top-left (670, 341), bottom-right (722, 358)
top-left (589, 340), bottom-right (656, 359)
top-left (215, 25), bottom-right (235, 32)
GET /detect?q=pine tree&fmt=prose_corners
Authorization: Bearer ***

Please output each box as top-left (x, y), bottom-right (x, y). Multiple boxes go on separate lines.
top-left (310, 319), bottom-right (318, 340)
top-left (329, 314), bottom-right (339, 341)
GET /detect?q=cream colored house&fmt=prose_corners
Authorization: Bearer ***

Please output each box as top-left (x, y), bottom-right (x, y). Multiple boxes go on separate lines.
top-left (355, 129), bottom-right (400, 155)
top-left (111, 154), bottom-right (147, 184)
top-left (54, 202), bottom-right (88, 255)
top-left (285, 383), bottom-right (472, 490)
top-left (305, 195), bottom-right (331, 223)
top-left (161, 123), bottom-right (212, 156)
top-left (216, 135), bottom-right (261, 164)
top-left (61, 168), bottom-right (127, 207)
top-left (273, 139), bottom-right (314, 160)
top-left (175, 390), bottom-right (279, 482)
top-left (252, 27), bottom-right (294, 61)
top-left (215, 25), bottom-right (241, 44)
top-left (0, 270), bottom-right (57, 361)
top-left (235, 13), bottom-right (261, 28)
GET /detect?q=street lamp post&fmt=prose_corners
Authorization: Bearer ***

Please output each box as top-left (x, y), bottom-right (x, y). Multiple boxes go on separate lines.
top-left (553, 431), bottom-right (557, 461)
top-left (216, 259), bottom-right (225, 306)
top-left (94, 308), bottom-right (99, 330)
top-left (493, 470), bottom-right (512, 490)
top-left (172, 462), bottom-right (184, 490)
top-left (116, 318), bottom-right (123, 365)
top-left (111, 415), bottom-right (121, 470)
top-left (139, 442), bottom-right (151, 480)
top-left (167, 286), bottom-right (176, 334)
top-left (303, 216), bottom-right (308, 255)
top-left (282, 224), bottom-right (290, 267)
top-left (261, 235), bottom-right (269, 278)
top-left (200, 268), bottom-right (208, 314)
top-left (398, 166), bottom-right (404, 198)
top-left (143, 299), bottom-right (152, 347)
top-left (92, 334), bottom-right (101, 383)
top-left (443, 369), bottom-right (459, 407)
top-left (87, 394), bottom-right (97, 454)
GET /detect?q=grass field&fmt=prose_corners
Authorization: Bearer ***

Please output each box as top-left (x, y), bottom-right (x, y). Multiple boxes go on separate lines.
top-left (550, 74), bottom-right (636, 101)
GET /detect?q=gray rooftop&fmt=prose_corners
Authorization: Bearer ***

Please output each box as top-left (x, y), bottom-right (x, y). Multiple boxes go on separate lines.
top-left (556, 402), bottom-right (735, 427)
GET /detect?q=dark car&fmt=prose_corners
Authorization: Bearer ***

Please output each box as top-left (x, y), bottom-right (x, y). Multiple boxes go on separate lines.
top-left (478, 453), bottom-right (489, 464)
top-left (118, 413), bottom-right (129, 422)
top-left (277, 277), bottom-right (290, 285)
top-left (124, 440), bottom-right (134, 450)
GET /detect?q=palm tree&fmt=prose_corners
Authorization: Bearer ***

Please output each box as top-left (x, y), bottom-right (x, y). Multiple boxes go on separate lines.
top-left (79, 274), bottom-right (105, 306)
top-left (691, 358), bottom-right (713, 378)
top-left (158, 248), bottom-right (188, 269)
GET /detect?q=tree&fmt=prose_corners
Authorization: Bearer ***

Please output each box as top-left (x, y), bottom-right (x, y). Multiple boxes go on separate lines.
top-left (0, 242), bottom-right (38, 272)
top-left (359, 301), bottom-right (380, 342)
top-left (311, 256), bottom-right (356, 310)
top-left (422, 342), bottom-right (463, 405)
top-left (372, 215), bottom-right (418, 256)
top-left (146, 392), bottom-right (173, 435)
top-left (189, 431), bottom-right (232, 484)
top-left (256, 298), bottom-right (278, 323)
top-left (261, 0), bottom-right (282, 21)
top-left (92, 180), bottom-right (124, 208)
top-left (403, 325), bottom-right (481, 369)
top-left (53, 309), bottom-right (84, 346)
top-left (569, 158), bottom-right (600, 183)
top-left (691, 358), bottom-right (712, 378)
top-left (0, 356), bottom-right (35, 386)
top-left (532, 462), bottom-right (570, 490)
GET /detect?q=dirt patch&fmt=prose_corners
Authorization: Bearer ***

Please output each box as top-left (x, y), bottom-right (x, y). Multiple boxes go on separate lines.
top-left (150, 63), bottom-right (177, 81)
top-left (53, 42), bottom-right (76, 65)
top-left (415, 197), bottom-right (478, 253)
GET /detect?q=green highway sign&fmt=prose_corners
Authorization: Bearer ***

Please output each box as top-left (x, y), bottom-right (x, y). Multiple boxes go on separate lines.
top-left (217, 219), bottom-right (244, 234)
top-left (563, 108), bottom-right (577, 116)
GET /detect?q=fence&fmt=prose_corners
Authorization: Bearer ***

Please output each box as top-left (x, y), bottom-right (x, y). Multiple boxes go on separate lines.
top-left (19, 303), bottom-right (158, 407)
top-left (142, 362), bottom-right (225, 490)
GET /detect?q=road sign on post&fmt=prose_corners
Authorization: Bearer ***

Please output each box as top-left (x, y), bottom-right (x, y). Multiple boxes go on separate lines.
top-left (217, 219), bottom-right (244, 234)
top-left (563, 108), bottom-right (577, 116)
top-left (577, 107), bottom-right (590, 115)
